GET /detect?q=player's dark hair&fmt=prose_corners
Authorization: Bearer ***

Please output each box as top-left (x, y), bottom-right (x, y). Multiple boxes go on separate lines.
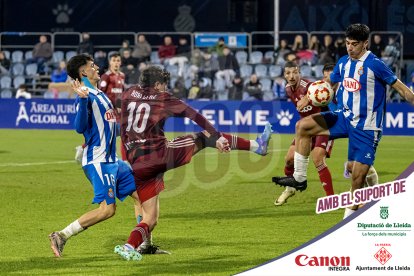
top-left (139, 66), bottom-right (171, 88)
top-left (283, 61), bottom-right (299, 70)
top-left (109, 52), bottom-right (121, 60)
top-left (322, 63), bottom-right (336, 73)
top-left (345, 23), bottom-right (370, 41)
top-left (67, 54), bottom-right (93, 81)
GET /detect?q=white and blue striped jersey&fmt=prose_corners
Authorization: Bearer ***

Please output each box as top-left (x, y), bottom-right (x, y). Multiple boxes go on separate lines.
top-left (74, 86), bottom-right (118, 166)
top-left (331, 50), bottom-right (397, 131)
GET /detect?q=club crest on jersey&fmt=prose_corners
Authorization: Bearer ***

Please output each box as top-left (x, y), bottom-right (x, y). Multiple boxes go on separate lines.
top-left (108, 188), bottom-right (114, 198)
top-left (357, 66), bottom-right (364, 75)
top-left (104, 109), bottom-right (117, 122)
top-left (342, 77), bottom-right (361, 92)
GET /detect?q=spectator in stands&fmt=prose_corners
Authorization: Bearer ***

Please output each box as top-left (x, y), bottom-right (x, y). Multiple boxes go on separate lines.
top-left (198, 78), bottom-right (213, 99)
top-left (244, 74), bottom-right (263, 100)
top-left (406, 72), bottom-right (414, 92)
top-left (15, 84), bottom-right (31, 99)
top-left (77, 33), bottom-right (94, 55)
top-left (272, 76), bottom-right (287, 100)
top-left (169, 36), bottom-right (191, 77)
top-left (334, 36), bottom-right (347, 59)
top-left (198, 52), bottom-right (219, 80)
top-left (308, 35), bottom-right (322, 62)
top-left (188, 79), bottom-right (200, 99)
top-left (216, 47), bottom-right (240, 88)
top-left (291, 35), bottom-right (305, 51)
top-left (228, 75), bottom-right (244, 100)
top-left (318, 35), bottom-right (336, 65)
top-left (274, 39), bottom-right (291, 65)
top-left (132, 34), bottom-right (151, 64)
top-left (51, 60), bottom-right (68, 83)
top-left (123, 62), bottom-right (145, 87)
top-left (209, 37), bottom-right (226, 56)
top-left (370, 34), bottom-right (385, 58)
top-left (189, 48), bottom-right (203, 79)
top-left (158, 36), bottom-right (176, 64)
top-left (27, 35), bottom-right (53, 73)
top-left (382, 36), bottom-right (400, 67)
top-left (0, 51), bottom-right (10, 74)
top-left (121, 49), bottom-right (137, 68)
top-left (94, 50), bottom-right (108, 75)
top-left (171, 77), bottom-right (188, 99)
top-left (119, 40), bottom-right (132, 57)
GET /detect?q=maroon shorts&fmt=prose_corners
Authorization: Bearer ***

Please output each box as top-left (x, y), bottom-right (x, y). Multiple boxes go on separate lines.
top-left (291, 135), bottom-right (334, 158)
top-left (131, 135), bottom-right (196, 203)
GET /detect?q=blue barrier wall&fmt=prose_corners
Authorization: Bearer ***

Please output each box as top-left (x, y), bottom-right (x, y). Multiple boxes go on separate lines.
top-left (1, 99), bottom-right (413, 135)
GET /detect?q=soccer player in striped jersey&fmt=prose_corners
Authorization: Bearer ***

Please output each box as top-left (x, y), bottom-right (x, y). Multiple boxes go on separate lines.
top-left (48, 54), bottom-right (140, 257)
top-left (324, 63), bottom-right (379, 187)
top-left (273, 24), bottom-right (414, 218)
top-left (114, 66), bottom-right (273, 261)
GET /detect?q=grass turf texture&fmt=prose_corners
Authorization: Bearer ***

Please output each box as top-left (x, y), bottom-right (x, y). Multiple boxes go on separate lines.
top-left (0, 129), bottom-right (411, 275)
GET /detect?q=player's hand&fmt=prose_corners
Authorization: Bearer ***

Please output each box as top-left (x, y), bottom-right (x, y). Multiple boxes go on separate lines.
top-left (71, 80), bottom-right (89, 98)
top-left (216, 136), bottom-right (231, 153)
top-left (297, 96), bottom-right (310, 111)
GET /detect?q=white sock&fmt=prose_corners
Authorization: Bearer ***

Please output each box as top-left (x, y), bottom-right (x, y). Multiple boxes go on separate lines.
top-left (250, 140), bottom-right (259, 152)
top-left (293, 152), bottom-right (309, 182)
top-left (343, 208), bottom-right (356, 219)
top-left (59, 220), bottom-right (84, 239)
top-left (365, 166), bottom-right (378, 186)
top-left (138, 233), bottom-right (152, 250)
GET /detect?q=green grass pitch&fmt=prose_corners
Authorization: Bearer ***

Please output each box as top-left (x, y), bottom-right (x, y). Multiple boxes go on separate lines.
top-left (0, 129), bottom-right (412, 275)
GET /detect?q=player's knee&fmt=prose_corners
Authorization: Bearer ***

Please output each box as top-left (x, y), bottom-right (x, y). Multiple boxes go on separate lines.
top-left (351, 172), bottom-right (366, 188)
top-left (295, 120), bottom-right (310, 136)
top-left (100, 204), bottom-right (116, 219)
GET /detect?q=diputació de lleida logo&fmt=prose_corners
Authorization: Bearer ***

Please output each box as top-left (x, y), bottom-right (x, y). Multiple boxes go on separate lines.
top-left (380, 206), bottom-right (389, 219)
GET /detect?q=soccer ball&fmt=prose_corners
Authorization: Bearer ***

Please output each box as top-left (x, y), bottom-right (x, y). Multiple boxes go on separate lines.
top-left (307, 80), bottom-right (334, 107)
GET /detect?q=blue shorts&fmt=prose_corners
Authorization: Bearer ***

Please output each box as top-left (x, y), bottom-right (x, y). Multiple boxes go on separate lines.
top-left (83, 160), bottom-right (136, 204)
top-left (321, 111), bottom-right (382, 166)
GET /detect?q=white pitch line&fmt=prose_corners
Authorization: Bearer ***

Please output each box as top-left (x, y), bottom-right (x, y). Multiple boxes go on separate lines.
top-left (0, 160), bottom-right (75, 167)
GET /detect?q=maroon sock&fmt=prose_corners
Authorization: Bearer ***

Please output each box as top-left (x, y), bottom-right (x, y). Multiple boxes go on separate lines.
top-left (127, 223), bottom-right (149, 248)
top-left (222, 133), bottom-right (250, 151)
top-left (284, 165), bottom-right (294, 177)
top-left (317, 164), bottom-right (334, 196)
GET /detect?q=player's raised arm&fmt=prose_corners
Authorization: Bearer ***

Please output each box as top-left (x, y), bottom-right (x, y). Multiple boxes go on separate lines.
top-left (72, 80), bottom-right (89, 133)
top-left (391, 79), bottom-right (414, 104)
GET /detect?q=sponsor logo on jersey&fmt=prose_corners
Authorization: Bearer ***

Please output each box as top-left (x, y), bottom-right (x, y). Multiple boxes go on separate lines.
top-left (111, 88), bottom-right (123, 93)
top-left (104, 109), bottom-right (117, 122)
top-left (342, 77), bottom-right (361, 92)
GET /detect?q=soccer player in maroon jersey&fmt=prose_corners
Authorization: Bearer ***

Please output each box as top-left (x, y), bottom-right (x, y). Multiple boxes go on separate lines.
top-left (114, 66), bottom-right (273, 260)
top-left (99, 52), bottom-right (128, 160)
top-left (273, 61), bottom-right (335, 206)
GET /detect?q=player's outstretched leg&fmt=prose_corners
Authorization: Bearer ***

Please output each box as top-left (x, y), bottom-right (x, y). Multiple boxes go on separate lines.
top-left (48, 232), bottom-right (67, 257)
top-left (274, 187), bottom-right (296, 206)
top-left (221, 122), bottom-right (273, 156)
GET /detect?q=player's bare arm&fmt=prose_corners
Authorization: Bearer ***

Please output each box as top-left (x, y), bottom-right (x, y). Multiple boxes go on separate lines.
top-left (392, 79), bottom-right (414, 104)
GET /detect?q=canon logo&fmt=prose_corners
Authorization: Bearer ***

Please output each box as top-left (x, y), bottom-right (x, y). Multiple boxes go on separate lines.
top-left (342, 77), bottom-right (361, 92)
top-left (295, 254), bottom-right (351, 267)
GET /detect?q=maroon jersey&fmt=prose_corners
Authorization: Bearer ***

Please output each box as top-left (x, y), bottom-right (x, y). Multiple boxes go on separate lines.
top-left (99, 70), bottom-right (125, 109)
top-left (121, 86), bottom-right (219, 162)
top-left (285, 79), bottom-right (328, 118)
